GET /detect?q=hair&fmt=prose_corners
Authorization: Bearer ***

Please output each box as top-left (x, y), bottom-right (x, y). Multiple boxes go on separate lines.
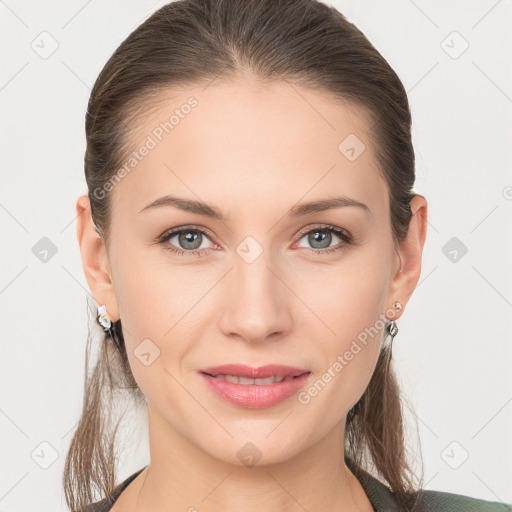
top-left (64, 0), bottom-right (424, 510)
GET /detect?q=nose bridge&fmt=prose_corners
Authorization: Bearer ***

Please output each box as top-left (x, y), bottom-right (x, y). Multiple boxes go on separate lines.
top-left (235, 246), bottom-right (276, 301)
top-left (218, 240), bottom-right (291, 342)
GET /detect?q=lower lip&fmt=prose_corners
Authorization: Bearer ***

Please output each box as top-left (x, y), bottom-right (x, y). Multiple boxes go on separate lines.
top-left (200, 372), bottom-right (312, 409)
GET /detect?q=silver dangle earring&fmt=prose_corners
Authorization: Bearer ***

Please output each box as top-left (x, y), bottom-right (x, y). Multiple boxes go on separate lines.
top-left (97, 304), bottom-right (113, 337)
top-left (347, 300), bottom-right (403, 425)
top-left (386, 300), bottom-right (402, 357)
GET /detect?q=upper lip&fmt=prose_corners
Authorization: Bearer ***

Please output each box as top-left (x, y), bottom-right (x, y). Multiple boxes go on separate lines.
top-left (200, 364), bottom-right (310, 379)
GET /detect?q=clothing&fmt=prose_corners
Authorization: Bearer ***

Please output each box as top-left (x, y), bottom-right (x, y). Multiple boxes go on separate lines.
top-left (83, 465), bottom-right (512, 512)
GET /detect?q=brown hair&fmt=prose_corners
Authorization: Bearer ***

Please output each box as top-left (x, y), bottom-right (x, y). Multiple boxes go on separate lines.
top-left (64, 0), bottom-right (424, 510)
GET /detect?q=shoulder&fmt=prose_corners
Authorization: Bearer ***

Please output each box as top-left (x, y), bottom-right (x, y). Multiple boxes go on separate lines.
top-left (413, 488), bottom-right (512, 512)
top-left (82, 491), bottom-right (123, 512)
top-left (359, 469), bottom-right (511, 512)
top-left (82, 467), bottom-right (147, 512)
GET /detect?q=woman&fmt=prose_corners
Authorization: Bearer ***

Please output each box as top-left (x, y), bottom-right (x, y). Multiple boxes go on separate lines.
top-left (65, 0), bottom-right (511, 510)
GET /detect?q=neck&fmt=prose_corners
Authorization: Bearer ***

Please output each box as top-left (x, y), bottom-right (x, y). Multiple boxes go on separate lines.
top-left (129, 404), bottom-right (372, 512)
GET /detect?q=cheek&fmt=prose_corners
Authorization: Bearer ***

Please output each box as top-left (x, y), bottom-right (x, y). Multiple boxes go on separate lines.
top-left (294, 250), bottom-right (391, 347)
top-left (293, 254), bottom-right (390, 411)
top-left (111, 243), bottom-right (199, 336)
top-left (110, 248), bottom-right (212, 388)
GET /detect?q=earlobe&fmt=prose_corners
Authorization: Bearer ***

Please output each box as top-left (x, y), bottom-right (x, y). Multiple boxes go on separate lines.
top-left (75, 194), bottom-right (120, 321)
top-left (387, 194), bottom-right (428, 320)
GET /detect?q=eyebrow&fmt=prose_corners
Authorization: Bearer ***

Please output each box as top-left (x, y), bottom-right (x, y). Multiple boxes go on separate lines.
top-left (139, 194), bottom-right (371, 220)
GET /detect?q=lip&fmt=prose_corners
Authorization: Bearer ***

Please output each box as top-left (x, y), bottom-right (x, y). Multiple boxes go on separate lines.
top-left (199, 364), bottom-right (312, 409)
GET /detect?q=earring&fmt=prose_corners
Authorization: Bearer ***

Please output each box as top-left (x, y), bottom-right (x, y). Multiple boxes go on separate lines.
top-left (348, 301), bottom-right (403, 425)
top-left (97, 304), bottom-right (113, 336)
top-left (385, 300), bottom-right (402, 358)
top-left (392, 300), bottom-right (403, 314)
top-left (387, 320), bottom-right (398, 341)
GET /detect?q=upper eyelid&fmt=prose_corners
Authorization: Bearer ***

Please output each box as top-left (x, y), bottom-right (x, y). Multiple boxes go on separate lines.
top-left (296, 224), bottom-right (349, 238)
top-left (159, 225), bottom-right (215, 243)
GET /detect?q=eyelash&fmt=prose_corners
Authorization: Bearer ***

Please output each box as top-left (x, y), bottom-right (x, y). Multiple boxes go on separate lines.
top-left (156, 224), bottom-right (353, 258)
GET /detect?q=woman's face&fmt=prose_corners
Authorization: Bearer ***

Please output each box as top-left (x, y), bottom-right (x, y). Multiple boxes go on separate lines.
top-left (79, 79), bottom-right (425, 466)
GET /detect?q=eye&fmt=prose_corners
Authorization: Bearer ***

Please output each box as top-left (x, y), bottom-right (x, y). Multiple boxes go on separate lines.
top-left (156, 226), bottom-right (214, 257)
top-left (155, 224), bottom-right (353, 258)
top-left (294, 224), bottom-right (352, 255)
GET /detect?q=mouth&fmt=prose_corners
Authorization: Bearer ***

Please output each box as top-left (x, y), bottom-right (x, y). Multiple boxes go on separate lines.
top-left (199, 364), bottom-right (312, 409)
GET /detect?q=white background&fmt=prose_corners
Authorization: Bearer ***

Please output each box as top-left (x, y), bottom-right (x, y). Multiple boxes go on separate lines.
top-left (1, 0), bottom-right (511, 510)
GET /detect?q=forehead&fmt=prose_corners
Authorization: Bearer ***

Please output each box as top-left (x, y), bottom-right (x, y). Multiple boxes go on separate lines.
top-left (111, 79), bottom-right (388, 221)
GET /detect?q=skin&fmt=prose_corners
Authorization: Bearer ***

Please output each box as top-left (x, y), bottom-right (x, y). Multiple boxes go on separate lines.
top-left (76, 78), bottom-right (427, 512)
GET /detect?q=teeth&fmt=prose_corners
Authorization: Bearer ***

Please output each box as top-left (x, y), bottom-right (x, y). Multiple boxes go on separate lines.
top-left (239, 376), bottom-right (256, 385)
top-left (211, 374), bottom-right (296, 385)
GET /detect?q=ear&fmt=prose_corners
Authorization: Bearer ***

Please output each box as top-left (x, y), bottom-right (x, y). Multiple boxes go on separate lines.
top-left (386, 194), bottom-right (428, 321)
top-left (75, 194), bottom-right (120, 322)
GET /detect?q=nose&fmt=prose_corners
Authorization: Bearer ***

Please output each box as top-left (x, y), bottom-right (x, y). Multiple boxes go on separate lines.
top-left (217, 249), bottom-right (293, 344)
